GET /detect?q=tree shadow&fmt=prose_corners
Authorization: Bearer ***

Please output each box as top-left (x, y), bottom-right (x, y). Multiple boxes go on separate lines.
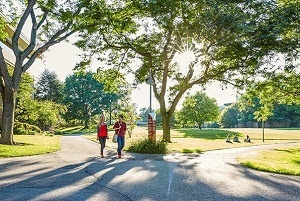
top-left (0, 154), bottom-right (299, 200)
top-left (176, 129), bottom-right (242, 140)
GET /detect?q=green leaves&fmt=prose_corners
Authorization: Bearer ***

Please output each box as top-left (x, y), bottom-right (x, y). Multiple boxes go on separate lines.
top-left (35, 69), bottom-right (64, 103)
top-left (176, 92), bottom-right (220, 128)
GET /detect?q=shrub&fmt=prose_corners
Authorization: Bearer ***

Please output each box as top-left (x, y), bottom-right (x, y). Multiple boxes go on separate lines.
top-left (182, 148), bottom-right (203, 153)
top-left (14, 122), bottom-right (42, 135)
top-left (127, 139), bottom-right (168, 154)
top-left (182, 149), bottom-right (193, 153)
top-left (194, 149), bottom-right (203, 153)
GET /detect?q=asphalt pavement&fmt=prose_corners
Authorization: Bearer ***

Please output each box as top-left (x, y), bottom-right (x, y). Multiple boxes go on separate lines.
top-left (0, 135), bottom-right (299, 201)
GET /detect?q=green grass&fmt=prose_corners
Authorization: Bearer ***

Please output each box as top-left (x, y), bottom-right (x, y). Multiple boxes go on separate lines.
top-left (270, 127), bottom-right (300, 130)
top-left (176, 128), bottom-right (242, 140)
top-left (55, 126), bottom-right (95, 135)
top-left (83, 127), bottom-right (300, 153)
top-left (0, 135), bottom-right (60, 158)
top-left (238, 146), bottom-right (300, 176)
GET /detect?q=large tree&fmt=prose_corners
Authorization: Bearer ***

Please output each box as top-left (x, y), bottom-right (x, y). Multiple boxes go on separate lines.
top-left (35, 69), bottom-right (63, 103)
top-left (219, 104), bottom-right (240, 128)
top-left (76, 0), bottom-right (285, 142)
top-left (177, 92), bottom-right (219, 129)
top-left (0, 0), bottom-right (94, 144)
top-left (63, 71), bottom-right (106, 128)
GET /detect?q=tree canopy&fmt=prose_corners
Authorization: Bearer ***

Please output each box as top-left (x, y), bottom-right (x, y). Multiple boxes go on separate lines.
top-left (74, 0), bottom-right (299, 141)
top-left (35, 69), bottom-right (63, 103)
top-left (176, 92), bottom-right (220, 129)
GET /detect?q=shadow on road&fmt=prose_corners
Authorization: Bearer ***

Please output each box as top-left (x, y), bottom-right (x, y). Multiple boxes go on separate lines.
top-left (1, 152), bottom-right (299, 201)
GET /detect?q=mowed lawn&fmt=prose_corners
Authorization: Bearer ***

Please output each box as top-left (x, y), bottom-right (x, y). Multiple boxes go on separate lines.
top-left (238, 145), bottom-right (300, 176)
top-left (84, 127), bottom-right (300, 153)
top-left (0, 135), bottom-right (60, 158)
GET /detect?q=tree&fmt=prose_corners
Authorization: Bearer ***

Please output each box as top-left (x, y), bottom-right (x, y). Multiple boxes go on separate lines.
top-left (94, 69), bottom-right (131, 125)
top-left (219, 104), bottom-right (239, 128)
top-left (139, 108), bottom-right (151, 122)
top-left (0, 0), bottom-right (93, 144)
top-left (63, 71), bottom-right (107, 128)
top-left (76, 0), bottom-right (284, 142)
top-left (35, 101), bottom-right (66, 130)
top-left (35, 69), bottom-right (63, 103)
top-left (13, 69), bottom-right (66, 130)
top-left (240, 72), bottom-right (300, 141)
top-left (177, 92), bottom-right (219, 129)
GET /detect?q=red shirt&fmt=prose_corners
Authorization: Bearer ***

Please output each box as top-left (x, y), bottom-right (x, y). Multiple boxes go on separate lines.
top-left (113, 121), bottom-right (127, 136)
top-left (97, 123), bottom-right (108, 138)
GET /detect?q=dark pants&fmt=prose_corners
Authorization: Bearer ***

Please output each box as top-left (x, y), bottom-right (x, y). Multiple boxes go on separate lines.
top-left (99, 137), bottom-right (106, 155)
top-left (117, 136), bottom-right (125, 155)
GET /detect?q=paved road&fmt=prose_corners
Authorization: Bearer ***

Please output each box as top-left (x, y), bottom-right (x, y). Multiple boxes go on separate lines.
top-left (0, 135), bottom-right (299, 201)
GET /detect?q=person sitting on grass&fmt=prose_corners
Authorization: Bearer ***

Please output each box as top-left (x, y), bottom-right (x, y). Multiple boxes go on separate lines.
top-left (97, 115), bottom-right (108, 158)
top-left (244, 135), bottom-right (251, 143)
top-left (226, 134), bottom-right (232, 143)
top-left (233, 134), bottom-right (240, 142)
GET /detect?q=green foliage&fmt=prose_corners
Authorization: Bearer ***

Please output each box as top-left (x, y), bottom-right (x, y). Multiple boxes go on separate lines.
top-left (219, 104), bottom-right (239, 128)
top-left (75, 0), bottom-right (292, 141)
top-left (14, 122), bottom-right (42, 135)
top-left (35, 101), bottom-right (66, 130)
top-left (127, 139), bottom-right (168, 154)
top-left (35, 69), bottom-right (63, 103)
top-left (176, 92), bottom-right (220, 129)
top-left (139, 107), bottom-right (151, 122)
top-left (0, 16), bottom-right (8, 40)
top-left (63, 72), bottom-right (105, 127)
top-left (14, 70), bottom-right (66, 130)
top-left (240, 72), bottom-right (300, 124)
top-left (182, 148), bottom-right (203, 154)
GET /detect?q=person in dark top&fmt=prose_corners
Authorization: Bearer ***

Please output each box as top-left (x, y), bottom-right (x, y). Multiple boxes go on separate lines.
top-left (113, 115), bottom-right (127, 158)
top-left (97, 115), bottom-right (108, 158)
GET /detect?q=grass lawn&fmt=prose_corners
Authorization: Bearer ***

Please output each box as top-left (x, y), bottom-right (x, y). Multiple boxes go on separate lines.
top-left (238, 145), bottom-right (300, 176)
top-left (0, 135), bottom-right (60, 158)
top-left (55, 126), bottom-right (95, 135)
top-left (83, 127), bottom-right (300, 153)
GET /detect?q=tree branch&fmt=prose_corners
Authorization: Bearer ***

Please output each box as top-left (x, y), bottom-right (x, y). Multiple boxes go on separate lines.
top-left (12, 0), bottom-right (36, 57)
top-left (160, 28), bottom-right (173, 98)
top-left (0, 47), bottom-right (12, 88)
top-left (20, 9), bottom-right (38, 60)
top-left (22, 29), bottom-right (77, 72)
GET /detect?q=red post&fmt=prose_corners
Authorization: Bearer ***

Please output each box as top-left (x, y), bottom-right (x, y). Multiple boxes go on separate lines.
top-left (148, 113), bottom-right (156, 142)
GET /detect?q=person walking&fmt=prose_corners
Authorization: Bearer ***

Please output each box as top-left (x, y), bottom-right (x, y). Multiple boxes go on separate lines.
top-left (113, 115), bottom-right (127, 158)
top-left (97, 115), bottom-right (108, 158)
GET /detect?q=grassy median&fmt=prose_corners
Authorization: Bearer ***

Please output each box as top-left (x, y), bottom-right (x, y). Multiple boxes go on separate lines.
top-left (238, 145), bottom-right (300, 176)
top-left (0, 135), bottom-right (60, 158)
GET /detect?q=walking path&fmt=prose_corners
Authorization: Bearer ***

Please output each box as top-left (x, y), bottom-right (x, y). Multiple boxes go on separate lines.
top-left (0, 135), bottom-right (299, 201)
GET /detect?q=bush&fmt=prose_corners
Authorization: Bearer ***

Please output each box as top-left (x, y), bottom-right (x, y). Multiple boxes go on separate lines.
top-left (14, 122), bottom-right (42, 135)
top-left (127, 139), bottom-right (168, 154)
top-left (182, 149), bottom-right (193, 153)
top-left (182, 148), bottom-right (203, 153)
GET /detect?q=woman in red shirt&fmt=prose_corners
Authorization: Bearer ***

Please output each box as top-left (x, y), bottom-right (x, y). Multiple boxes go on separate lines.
top-left (97, 115), bottom-right (108, 158)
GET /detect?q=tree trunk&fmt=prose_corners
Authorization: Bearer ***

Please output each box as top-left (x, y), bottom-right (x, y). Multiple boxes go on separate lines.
top-left (198, 123), bottom-right (202, 130)
top-left (162, 113), bottom-right (171, 142)
top-left (0, 88), bottom-right (15, 145)
top-left (84, 119), bottom-right (89, 128)
top-left (262, 120), bottom-right (265, 142)
top-left (109, 105), bottom-right (112, 125)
